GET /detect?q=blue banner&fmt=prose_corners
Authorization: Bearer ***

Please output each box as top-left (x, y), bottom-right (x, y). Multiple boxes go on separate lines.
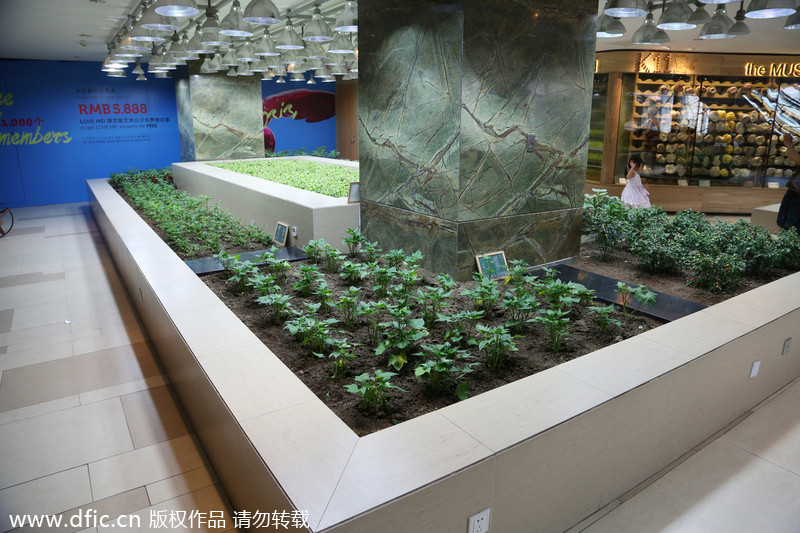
top-left (0, 60), bottom-right (180, 207)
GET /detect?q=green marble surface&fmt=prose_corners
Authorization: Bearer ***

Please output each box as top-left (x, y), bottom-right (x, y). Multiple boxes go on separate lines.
top-left (190, 74), bottom-right (264, 161)
top-left (360, 0), bottom-right (595, 277)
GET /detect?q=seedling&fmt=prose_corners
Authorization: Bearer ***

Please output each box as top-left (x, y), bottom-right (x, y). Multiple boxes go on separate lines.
top-left (292, 264), bottom-right (322, 297)
top-left (303, 239), bottom-right (326, 264)
top-left (414, 342), bottom-right (477, 400)
top-left (256, 293), bottom-right (294, 324)
top-left (343, 228), bottom-right (368, 257)
top-left (615, 282), bottom-right (657, 320)
top-left (377, 306), bottom-right (428, 371)
top-left (475, 324), bottom-right (519, 371)
top-left (316, 337), bottom-right (359, 379)
top-left (531, 308), bottom-right (571, 352)
top-left (414, 286), bottom-right (453, 328)
top-left (462, 274), bottom-right (500, 314)
top-left (336, 287), bottom-right (362, 329)
top-left (501, 288), bottom-right (539, 332)
top-left (587, 304), bottom-right (622, 333)
top-left (345, 370), bottom-right (405, 410)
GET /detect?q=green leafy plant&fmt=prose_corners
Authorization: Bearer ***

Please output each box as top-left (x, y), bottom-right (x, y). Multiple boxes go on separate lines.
top-left (531, 308), bottom-right (571, 352)
top-left (414, 342), bottom-right (477, 400)
top-left (343, 228), bottom-right (368, 257)
top-left (303, 239), bottom-right (326, 264)
top-left (336, 287), bottom-right (362, 329)
top-left (211, 159), bottom-right (358, 198)
top-left (628, 225), bottom-right (682, 275)
top-left (292, 264), bottom-right (322, 297)
top-left (316, 337), bottom-right (359, 379)
top-left (259, 249), bottom-right (290, 285)
top-left (226, 259), bottom-right (258, 293)
top-left (323, 244), bottom-right (344, 274)
top-left (354, 300), bottom-right (386, 346)
top-left (246, 272), bottom-right (280, 296)
top-left (363, 241), bottom-right (382, 263)
top-left (314, 280), bottom-right (334, 314)
top-left (461, 274), bottom-right (500, 314)
top-left (384, 249), bottom-right (407, 269)
top-left (582, 189), bottom-right (629, 259)
top-left (340, 260), bottom-right (370, 286)
top-left (371, 265), bottom-right (397, 298)
top-left (256, 293), bottom-right (294, 324)
top-left (587, 304), bottom-right (622, 333)
top-left (475, 324), bottom-right (518, 371)
top-left (377, 306), bottom-right (428, 371)
top-left (615, 282), bottom-right (658, 319)
top-left (414, 286), bottom-right (452, 328)
top-left (284, 303), bottom-right (339, 353)
top-left (685, 251), bottom-right (745, 293)
top-left (437, 310), bottom-right (484, 347)
top-left (774, 228), bottom-right (800, 270)
top-left (501, 288), bottom-right (539, 332)
top-left (345, 370), bottom-right (405, 410)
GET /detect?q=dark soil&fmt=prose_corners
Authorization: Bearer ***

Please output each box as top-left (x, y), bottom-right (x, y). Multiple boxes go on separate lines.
top-left (116, 187), bottom-right (791, 436)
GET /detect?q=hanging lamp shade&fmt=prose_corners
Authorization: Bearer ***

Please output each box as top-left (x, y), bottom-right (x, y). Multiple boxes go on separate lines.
top-left (327, 32), bottom-right (354, 54)
top-left (187, 23), bottom-right (215, 53)
top-left (688, 1), bottom-right (713, 23)
top-left (314, 67), bottom-right (332, 79)
top-left (107, 70), bottom-right (127, 78)
top-left (236, 40), bottom-right (259, 62)
top-left (334, 1), bottom-right (358, 32)
top-left (243, 0), bottom-right (281, 24)
top-left (657, 0), bottom-right (697, 29)
top-left (208, 51), bottom-right (224, 70)
top-left (131, 59), bottom-right (145, 75)
top-left (289, 72), bottom-right (306, 82)
top-left (221, 47), bottom-right (239, 67)
top-left (262, 70), bottom-right (275, 79)
top-left (155, 71), bottom-right (171, 78)
top-left (701, 0), bottom-right (737, 4)
top-left (255, 33), bottom-right (280, 56)
top-left (200, 57), bottom-right (214, 73)
top-left (130, 25), bottom-right (167, 42)
top-left (276, 18), bottom-right (304, 49)
top-left (249, 59), bottom-right (270, 72)
top-left (604, 0), bottom-right (647, 17)
top-left (631, 10), bottom-right (669, 43)
top-left (785, 7), bottom-right (800, 27)
top-left (227, 67), bottom-right (239, 76)
top-left (199, 10), bottom-right (232, 46)
top-left (307, 76), bottom-right (317, 84)
top-left (727, 4), bottom-right (751, 33)
top-left (139, 8), bottom-right (179, 31)
top-left (101, 57), bottom-right (126, 71)
top-left (238, 64), bottom-right (254, 75)
top-left (220, 0), bottom-right (254, 36)
top-left (275, 76), bottom-right (286, 83)
top-left (136, 73), bottom-right (147, 81)
top-left (155, 0), bottom-right (200, 17)
top-left (303, 6), bottom-right (334, 42)
top-left (119, 34), bottom-right (151, 52)
top-left (745, 0), bottom-right (796, 18)
top-left (699, 5), bottom-right (735, 37)
top-left (597, 13), bottom-right (627, 36)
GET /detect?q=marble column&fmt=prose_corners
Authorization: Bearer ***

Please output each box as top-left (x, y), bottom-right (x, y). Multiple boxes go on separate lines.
top-left (359, 0), bottom-right (597, 280)
top-left (175, 67), bottom-right (264, 161)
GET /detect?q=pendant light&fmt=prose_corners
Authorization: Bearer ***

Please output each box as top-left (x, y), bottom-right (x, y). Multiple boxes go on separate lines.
top-left (786, 7), bottom-right (800, 28)
top-left (249, 59), bottom-right (270, 72)
top-left (254, 33), bottom-right (280, 56)
top-left (597, 13), bottom-right (628, 36)
top-left (657, 0), bottom-right (697, 29)
top-left (604, 0), bottom-right (647, 17)
top-left (154, 71), bottom-right (171, 78)
top-left (289, 72), bottom-right (306, 82)
top-left (262, 70), bottom-right (275, 80)
top-left (275, 76), bottom-right (286, 83)
top-left (238, 64), bottom-right (254, 76)
top-left (236, 40), bottom-right (259, 62)
top-left (745, 0), bottom-right (796, 18)
top-left (155, 0), bottom-right (200, 17)
top-left (119, 34), bottom-right (151, 52)
top-left (243, 0), bottom-right (281, 25)
top-left (227, 67), bottom-right (239, 76)
top-left (699, 4), bottom-right (735, 37)
top-left (334, 1), bottom-right (358, 32)
top-left (276, 15), bottom-right (304, 49)
top-left (687, 0), bottom-right (712, 23)
top-left (131, 59), bottom-right (145, 75)
top-left (727, 2), bottom-right (751, 33)
top-left (221, 47), bottom-right (239, 67)
top-left (130, 25), bottom-right (167, 42)
top-left (139, 8), bottom-right (179, 31)
top-left (303, 5), bottom-right (333, 42)
top-left (200, 57), bottom-right (214, 73)
top-left (199, 6), bottom-right (231, 46)
top-left (307, 76), bottom-right (317, 84)
top-left (631, 5), bottom-right (670, 43)
top-left (208, 51), bottom-right (224, 70)
top-left (220, 0), bottom-right (254, 37)
top-left (328, 32), bottom-right (354, 54)
top-left (187, 23), bottom-right (214, 54)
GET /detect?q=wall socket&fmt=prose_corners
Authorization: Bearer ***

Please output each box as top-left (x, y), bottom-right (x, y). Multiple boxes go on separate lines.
top-left (468, 508), bottom-right (490, 533)
top-left (783, 337), bottom-right (792, 356)
top-left (291, 226), bottom-right (298, 237)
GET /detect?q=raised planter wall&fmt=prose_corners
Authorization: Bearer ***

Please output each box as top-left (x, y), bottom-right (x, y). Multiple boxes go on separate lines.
top-left (89, 177), bottom-right (800, 533)
top-left (172, 156), bottom-right (360, 252)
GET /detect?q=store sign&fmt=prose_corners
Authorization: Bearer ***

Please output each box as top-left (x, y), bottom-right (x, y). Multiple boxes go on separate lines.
top-left (744, 62), bottom-right (800, 77)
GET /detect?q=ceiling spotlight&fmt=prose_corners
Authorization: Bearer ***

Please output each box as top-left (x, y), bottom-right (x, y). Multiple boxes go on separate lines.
top-left (657, 0), bottom-right (697, 29)
top-left (139, 8), bottom-right (179, 31)
top-left (785, 7), bottom-right (800, 28)
top-left (727, 2), bottom-right (751, 33)
top-left (276, 15), bottom-right (304, 49)
top-left (597, 13), bottom-right (627, 37)
top-left (699, 4), bottom-right (735, 37)
top-left (687, 0), bottom-right (713, 23)
top-left (328, 32), bottom-right (354, 54)
top-left (604, 0), bottom-right (647, 18)
top-left (631, 7), bottom-right (669, 44)
top-left (254, 33), bottom-right (280, 56)
top-left (745, 0), bottom-right (796, 18)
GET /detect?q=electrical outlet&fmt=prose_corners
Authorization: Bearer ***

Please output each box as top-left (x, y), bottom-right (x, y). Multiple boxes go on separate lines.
top-left (782, 337), bottom-right (792, 356)
top-left (468, 508), bottom-right (490, 533)
top-left (291, 226), bottom-right (298, 237)
top-left (749, 360), bottom-right (761, 379)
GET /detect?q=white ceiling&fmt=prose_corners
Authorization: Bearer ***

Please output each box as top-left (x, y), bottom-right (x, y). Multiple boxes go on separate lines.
top-left (0, 0), bottom-right (796, 63)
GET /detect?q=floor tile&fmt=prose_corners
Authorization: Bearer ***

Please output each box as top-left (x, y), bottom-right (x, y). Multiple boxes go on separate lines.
top-left (582, 440), bottom-right (800, 533)
top-left (146, 467), bottom-right (217, 505)
top-left (121, 385), bottom-right (190, 449)
top-left (80, 375), bottom-right (169, 406)
top-left (0, 395), bottom-right (80, 426)
top-left (72, 324), bottom-right (146, 356)
top-left (721, 379), bottom-right (800, 476)
top-left (0, 341), bottom-right (159, 412)
top-left (34, 488), bottom-right (151, 533)
top-left (0, 271), bottom-right (65, 289)
top-left (0, 398), bottom-right (133, 490)
top-left (89, 434), bottom-right (207, 501)
top-left (0, 339), bottom-right (74, 371)
top-left (0, 466), bottom-right (92, 533)
top-left (0, 309), bottom-right (13, 334)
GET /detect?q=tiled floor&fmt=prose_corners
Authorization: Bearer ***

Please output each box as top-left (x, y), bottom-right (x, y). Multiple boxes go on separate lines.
top-left (2, 203), bottom-right (799, 533)
top-left (0, 203), bottom-right (236, 533)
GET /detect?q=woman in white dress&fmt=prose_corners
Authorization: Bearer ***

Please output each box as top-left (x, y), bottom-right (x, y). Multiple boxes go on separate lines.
top-left (620, 156), bottom-right (651, 208)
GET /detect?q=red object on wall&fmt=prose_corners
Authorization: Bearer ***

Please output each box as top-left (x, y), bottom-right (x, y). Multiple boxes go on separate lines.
top-left (262, 89), bottom-right (336, 152)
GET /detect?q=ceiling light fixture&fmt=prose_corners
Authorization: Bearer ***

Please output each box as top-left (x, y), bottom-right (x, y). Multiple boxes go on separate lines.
top-left (597, 13), bottom-right (628, 36)
top-left (220, 0), bottom-right (254, 37)
top-left (604, 0), bottom-right (648, 18)
top-left (139, 8), bottom-right (179, 31)
top-left (254, 33), bottom-right (280, 56)
top-left (745, 0), bottom-right (796, 18)
top-left (276, 14), bottom-right (304, 49)
top-left (303, 5), bottom-right (333, 42)
top-left (699, 4), bottom-right (735, 37)
top-left (785, 7), bottom-right (800, 27)
top-left (727, 1), bottom-right (751, 33)
top-left (631, 4), bottom-right (670, 43)
top-left (657, 0), bottom-right (697, 29)
top-left (334, 0), bottom-right (358, 32)
top-left (154, 0), bottom-right (200, 17)
top-left (243, 0), bottom-right (281, 24)
top-left (687, 0), bottom-right (712, 23)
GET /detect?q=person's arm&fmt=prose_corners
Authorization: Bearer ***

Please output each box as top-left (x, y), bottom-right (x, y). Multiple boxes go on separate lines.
top-left (626, 162), bottom-right (636, 180)
top-left (783, 133), bottom-right (800, 165)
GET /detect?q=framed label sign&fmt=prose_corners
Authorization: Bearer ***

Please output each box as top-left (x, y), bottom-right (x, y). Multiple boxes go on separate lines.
top-left (475, 251), bottom-right (509, 280)
top-left (274, 221), bottom-right (289, 246)
top-left (348, 182), bottom-right (360, 204)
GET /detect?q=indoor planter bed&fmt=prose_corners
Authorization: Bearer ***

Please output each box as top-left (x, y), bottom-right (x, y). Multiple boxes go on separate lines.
top-left (171, 156), bottom-right (360, 253)
top-left (88, 177), bottom-right (800, 533)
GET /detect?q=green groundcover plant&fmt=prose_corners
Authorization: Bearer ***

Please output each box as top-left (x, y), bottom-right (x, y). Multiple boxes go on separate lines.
top-left (584, 189), bottom-right (800, 293)
top-left (210, 159), bottom-right (358, 198)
